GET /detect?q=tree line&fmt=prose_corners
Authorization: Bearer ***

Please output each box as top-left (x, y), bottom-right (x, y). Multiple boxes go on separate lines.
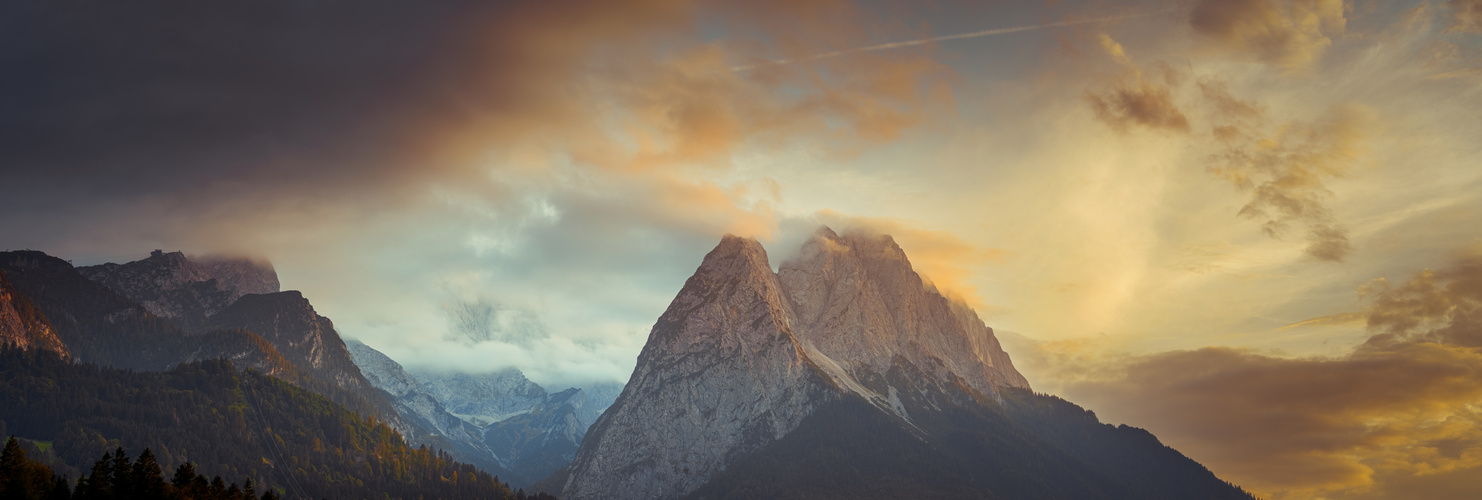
top-left (0, 348), bottom-right (555, 500)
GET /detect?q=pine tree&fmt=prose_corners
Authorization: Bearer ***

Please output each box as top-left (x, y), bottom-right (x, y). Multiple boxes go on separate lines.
top-left (81, 452), bottom-right (114, 500)
top-left (45, 476), bottom-right (70, 500)
top-left (1, 437), bottom-right (34, 499)
top-left (130, 449), bottom-right (165, 499)
top-left (106, 448), bottom-right (132, 497)
top-left (171, 463), bottom-right (197, 490)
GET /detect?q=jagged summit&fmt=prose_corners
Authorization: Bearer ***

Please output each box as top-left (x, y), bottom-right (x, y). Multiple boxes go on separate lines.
top-left (780, 228), bottom-right (1030, 396)
top-left (78, 250), bottom-right (279, 333)
top-left (547, 228), bottom-right (1252, 500)
top-left (553, 227), bottom-right (1033, 499)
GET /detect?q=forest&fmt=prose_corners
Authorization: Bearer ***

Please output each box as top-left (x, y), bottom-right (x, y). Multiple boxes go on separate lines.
top-left (0, 347), bottom-right (554, 500)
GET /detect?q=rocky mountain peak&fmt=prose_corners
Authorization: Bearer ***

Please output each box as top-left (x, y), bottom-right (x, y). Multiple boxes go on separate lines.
top-left (78, 250), bottom-right (279, 332)
top-left (644, 234), bottom-right (793, 352)
top-left (559, 234), bottom-right (834, 500)
top-left (777, 226), bottom-right (1029, 397)
top-left (0, 271), bottom-right (69, 358)
top-left (556, 228), bottom-right (1032, 499)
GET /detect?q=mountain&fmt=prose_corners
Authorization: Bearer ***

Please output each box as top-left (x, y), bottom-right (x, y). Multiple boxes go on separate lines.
top-left (77, 250), bottom-right (278, 333)
top-left (412, 369), bottom-right (550, 426)
top-left (0, 347), bottom-right (543, 500)
top-left (1, 250), bottom-right (454, 460)
top-left (0, 250), bottom-right (544, 498)
top-left (479, 383), bottom-right (625, 487)
top-left (205, 291), bottom-right (369, 395)
top-left (0, 251), bottom-right (191, 370)
top-left (0, 271), bottom-right (68, 358)
top-left (344, 339), bottom-right (501, 474)
top-left (543, 228), bottom-right (1254, 500)
top-left (350, 342), bottom-right (623, 487)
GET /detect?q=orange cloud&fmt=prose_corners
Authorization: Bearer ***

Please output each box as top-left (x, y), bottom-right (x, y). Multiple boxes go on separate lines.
top-left (1085, 35), bottom-right (1192, 134)
top-left (1189, 0), bottom-right (1347, 71)
top-left (1046, 250), bottom-right (1482, 498)
top-left (1448, 0), bottom-right (1482, 33)
top-left (1204, 104), bottom-right (1377, 262)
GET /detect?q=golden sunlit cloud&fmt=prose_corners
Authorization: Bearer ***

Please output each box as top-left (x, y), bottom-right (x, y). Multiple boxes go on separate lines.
top-left (1205, 104), bottom-right (1378, 262)
top-left (1086, 34), bottom-right (1191, 133)
top-left (1036, 250), bottom-right (1482, 499)
top-left (1189, 0), bottom-right (1347, 71)
top-left (1448, 0), bottom-right (1482, 32)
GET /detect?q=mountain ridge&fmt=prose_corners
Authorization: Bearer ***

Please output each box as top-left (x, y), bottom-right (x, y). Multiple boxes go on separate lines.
top-left (547, 228), bottom-right (1254, 500)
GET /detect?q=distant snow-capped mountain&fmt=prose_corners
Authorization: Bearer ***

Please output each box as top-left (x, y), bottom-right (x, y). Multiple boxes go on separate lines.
top-left (348, 343), bottom-right (622, 487)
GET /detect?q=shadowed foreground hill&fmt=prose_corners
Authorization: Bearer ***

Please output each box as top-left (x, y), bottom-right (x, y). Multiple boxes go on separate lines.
top-left (685, 388), bottom-right (1254, 500)
top-left (0, 347), bottom-right (547, 500)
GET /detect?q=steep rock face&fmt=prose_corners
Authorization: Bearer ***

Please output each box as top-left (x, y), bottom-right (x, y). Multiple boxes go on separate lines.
top-left (345, 339), bottom-right (501, 474)
top-left (0, 251), bottom-right (186, 370)
top-left (0, 271), bottom-right (69, 357)
top-left (79, 250), bottom-right (279, 333)
top-left (558, 236), bottom-right (839, 500)
top-left (350, 340), bottom-right (624, 487)
top-left (413, 369), bottom-right (549, 426)
top-left (777, 227), bottom-right (1030, 397)
top-left (345, 341), bottom-right (490, 443)
top-left (482, 388), bottom-right (587, 486)
top-left (552, 229), bottom-right (1252, 499)
top-left (207, 291), bottom-right (368, 393)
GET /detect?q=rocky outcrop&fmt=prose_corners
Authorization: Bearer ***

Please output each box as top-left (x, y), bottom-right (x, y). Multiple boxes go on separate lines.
top-left (778, 227), bottom-right (1030, 397)
top-left (0, 271), bottom-right (69, 357)
top-left (554, 229), bottom-right (1032, 500)
top-left (558, 236), bottom-right (847, 499)
top-left (207, 291), bottom-right (366, 392)
top-left (345, 341), bottom-right (490, 443)
top-left (0, 251), bottom-right (186, 370)
top-left (78, 250), bottom-right (278, 333)
top-left (352, 339), bottom-right (623, 487)
top-left (412, 369), bottom-right (550, 426)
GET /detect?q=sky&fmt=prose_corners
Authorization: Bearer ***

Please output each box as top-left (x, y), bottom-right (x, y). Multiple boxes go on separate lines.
top-left (2, 0), bottom-right (1481, 498)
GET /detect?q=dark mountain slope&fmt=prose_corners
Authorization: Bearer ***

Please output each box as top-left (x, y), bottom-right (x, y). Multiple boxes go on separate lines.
top-left (0, 271), bottom-right (68, 357)
top-left (687, 388), bottom-right (1254, 500)
top-left (0, 347), bottom-right (539, 500)
top-left (0, 251), bottom-right (188, 370)
top-left (78, 250), bottom-right (278, 334)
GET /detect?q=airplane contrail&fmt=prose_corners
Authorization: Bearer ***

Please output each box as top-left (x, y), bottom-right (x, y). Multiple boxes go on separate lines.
top-left (730, 11), bottom-right (1160, 72)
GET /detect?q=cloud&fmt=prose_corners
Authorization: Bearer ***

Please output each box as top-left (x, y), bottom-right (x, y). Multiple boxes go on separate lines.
top-left (732, 11), bottom-right (1160, 71)
top-left (1071, 343), bottom-right (1482, 497)
top-left (1047, 250), bottom-right (1482, 498)
top-left (0, 0), bottom-right (958, 384)
top-left (1189, 0), bottom-right (1348, 71)
top-left (1361, 248), bottom-right (1482, 349)
top-left (444, 298), bottom-right (549, 347)
top-left (1282, 311), bottom-right (1366, 328)
top-left (1085, 35), bottom-right (1192, 133)
top-left (1449, 0), bottom-right (1482, 33)
top-left (1204, 104), bottom-right (1377, 262)
top-left (774, 211), bottom-right (1008, 308)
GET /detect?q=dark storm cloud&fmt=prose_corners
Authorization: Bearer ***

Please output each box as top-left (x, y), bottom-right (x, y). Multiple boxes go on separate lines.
top-left (0, 1), bottom-right (504, 197)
